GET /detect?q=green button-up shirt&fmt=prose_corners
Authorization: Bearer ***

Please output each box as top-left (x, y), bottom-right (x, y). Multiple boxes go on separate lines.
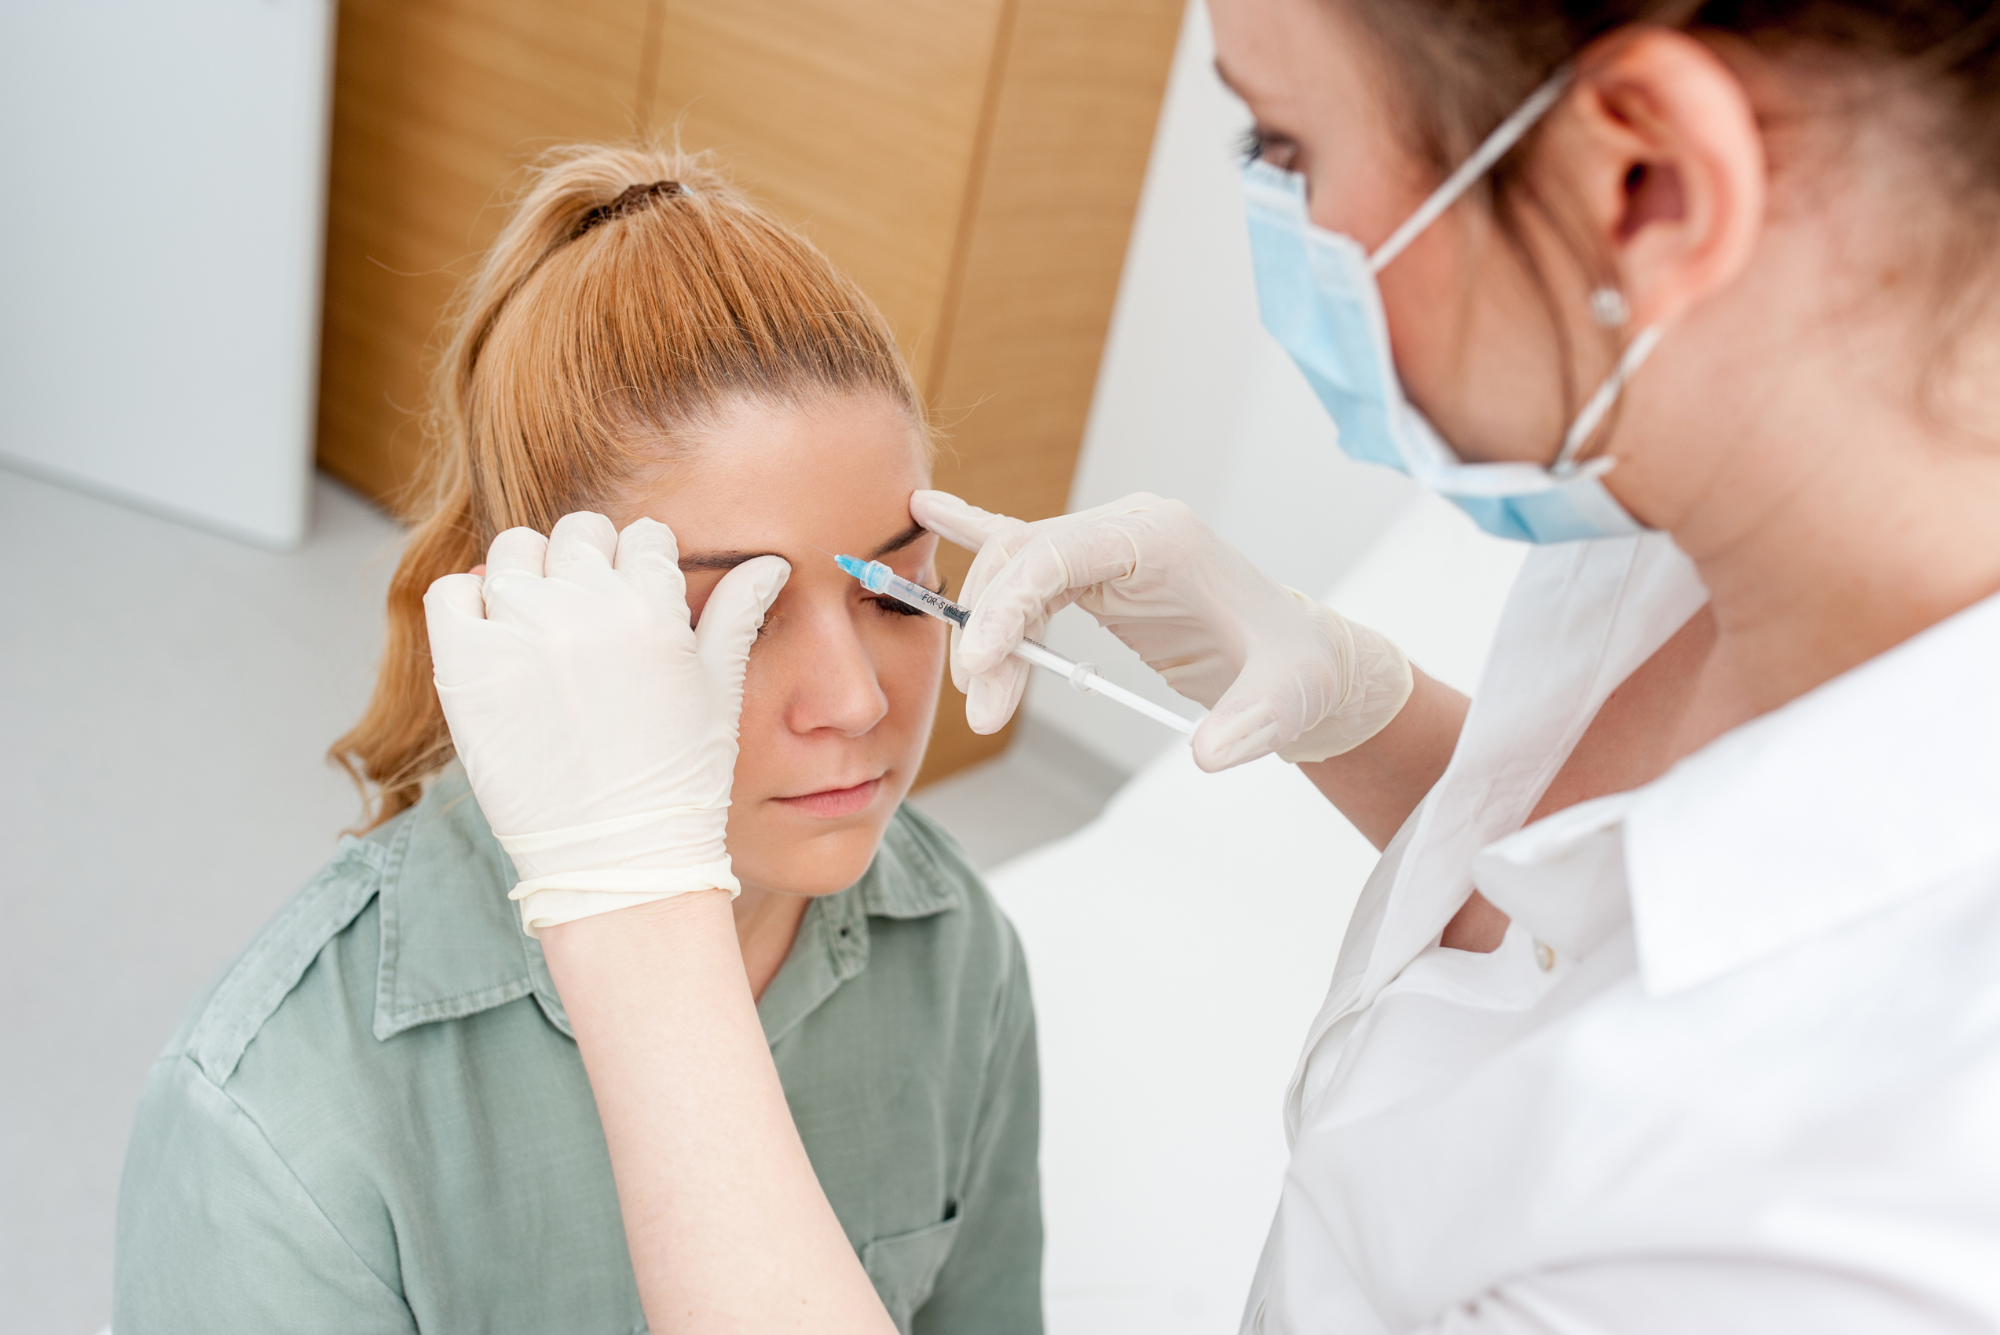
top-left (114, 769), bottom-right (1042, 1333)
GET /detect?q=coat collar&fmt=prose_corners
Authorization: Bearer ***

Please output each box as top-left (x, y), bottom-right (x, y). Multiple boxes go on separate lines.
top-left (1476, 588), bottom-right (2000, 996)
top-left (370, 766), bottom-right (962, 1043)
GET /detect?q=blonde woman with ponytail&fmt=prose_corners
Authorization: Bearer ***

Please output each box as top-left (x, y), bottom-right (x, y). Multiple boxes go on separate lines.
top-left (113, 148), bottom-right (1043, 1334)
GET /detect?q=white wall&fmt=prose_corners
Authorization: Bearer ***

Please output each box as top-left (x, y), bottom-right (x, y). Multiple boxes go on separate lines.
top-left (0, 0), bottom-right (333, 550)
top-left (993, 9), bottom-right (1540, 1325)
top-left (1023, 0), bottom-right (1417, 776)
top-left (991, 494), bottom-right (1528, 1335)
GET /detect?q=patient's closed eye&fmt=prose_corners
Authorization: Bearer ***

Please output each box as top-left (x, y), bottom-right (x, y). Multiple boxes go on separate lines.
top-left (872, 578), bottom-right (948, 617)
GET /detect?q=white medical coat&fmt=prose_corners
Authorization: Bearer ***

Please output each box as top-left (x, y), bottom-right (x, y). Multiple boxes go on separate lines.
top-left (1244, 531), bottom-right (2000, 1332)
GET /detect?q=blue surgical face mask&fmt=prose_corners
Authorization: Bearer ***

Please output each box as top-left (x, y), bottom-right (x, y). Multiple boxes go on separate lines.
top-left (1242, 72), bottom-right (1663, 543)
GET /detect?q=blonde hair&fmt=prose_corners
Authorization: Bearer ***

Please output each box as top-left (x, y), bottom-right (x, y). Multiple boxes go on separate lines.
top-left (333, 145), bottom-right (926, 827)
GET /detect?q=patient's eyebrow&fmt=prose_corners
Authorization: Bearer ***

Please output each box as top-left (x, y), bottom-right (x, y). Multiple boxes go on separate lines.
top-left (869, 522), bottom-right (927, 560)
top-left (677, 549), bottom-right (781, 573)
top-left (676, 523), bottom-right (924, 574)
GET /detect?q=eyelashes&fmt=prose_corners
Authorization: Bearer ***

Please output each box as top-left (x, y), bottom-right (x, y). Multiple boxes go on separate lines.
top-left (745, 577), bottom-right (951, 640)
top-left (871, 578), bottom-right (948, 619)
top-left (1239, 125), bottom-right (1299, 171)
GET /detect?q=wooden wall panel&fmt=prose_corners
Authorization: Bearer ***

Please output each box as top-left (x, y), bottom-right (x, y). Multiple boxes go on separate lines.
top-left (318, 0), bottom-right (655, 503)
top-left (316, 0), bottom-right (1182, 784)
top-left (912, 0), bottom-right (1186, 782)
top-left (646, 0), bottom-right (1007, 391)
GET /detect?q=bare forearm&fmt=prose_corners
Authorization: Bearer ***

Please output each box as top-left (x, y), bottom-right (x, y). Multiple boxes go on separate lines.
top-left (1296, 666), bottom-right (1468, 849)
top-left (540, 893), bottom-right (895, 1335)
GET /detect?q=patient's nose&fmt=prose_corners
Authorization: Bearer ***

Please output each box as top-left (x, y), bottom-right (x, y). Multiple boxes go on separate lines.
top-left (788, 616), bottom-right (889, 738)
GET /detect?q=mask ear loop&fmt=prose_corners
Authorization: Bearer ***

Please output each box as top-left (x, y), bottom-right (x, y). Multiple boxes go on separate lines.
top-left (1367, 67), bottom-right (1576, 274)
top-left (1551, 324), bottom-right (1665, 475)
top-left (1357, 61), bottom-right (1658, 480)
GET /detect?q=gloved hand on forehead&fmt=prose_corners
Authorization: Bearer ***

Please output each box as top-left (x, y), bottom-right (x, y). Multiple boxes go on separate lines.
top-left (424, 511), bottom-right (790, 936)
top-left (910, 490), bottom-right (1412, 772)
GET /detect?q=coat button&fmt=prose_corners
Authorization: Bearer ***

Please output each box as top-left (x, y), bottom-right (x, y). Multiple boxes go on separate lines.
top-left (1533, 939), bottom-right (1556, 972)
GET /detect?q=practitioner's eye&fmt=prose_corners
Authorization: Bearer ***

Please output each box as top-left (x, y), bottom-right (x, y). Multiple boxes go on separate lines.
top-left (1240, 124), bottom-right (1300, 171)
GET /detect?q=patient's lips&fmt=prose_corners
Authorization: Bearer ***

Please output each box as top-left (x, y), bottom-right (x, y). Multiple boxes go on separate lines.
top-left (773, 776), bottom-right (882, 819)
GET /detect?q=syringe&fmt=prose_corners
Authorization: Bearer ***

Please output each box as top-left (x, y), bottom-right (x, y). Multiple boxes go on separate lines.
top-left (834, 554), bottom-right (1199, 737)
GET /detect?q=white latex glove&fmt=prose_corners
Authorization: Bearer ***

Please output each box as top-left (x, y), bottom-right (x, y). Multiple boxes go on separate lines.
top-left (424, 511), bottom-right (790, 936)
top-left (911, 490), bottom-right (1412, 773)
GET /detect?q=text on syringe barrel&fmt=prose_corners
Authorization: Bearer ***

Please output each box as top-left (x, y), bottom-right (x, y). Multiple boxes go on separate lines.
top-left (864, 561), bottom-right (969, 627)
top-left (901, 581), bottom-right (969, 627)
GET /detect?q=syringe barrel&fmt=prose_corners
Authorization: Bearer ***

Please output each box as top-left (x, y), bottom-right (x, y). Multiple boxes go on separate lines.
top-left (833, 551), bottom-right (1195, 736)
top-left (868, 563), bottom-right (970, 628)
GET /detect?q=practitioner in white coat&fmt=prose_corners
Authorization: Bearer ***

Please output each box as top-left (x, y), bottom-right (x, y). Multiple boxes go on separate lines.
top-left (424, 0), bottom-right (2000, 1329)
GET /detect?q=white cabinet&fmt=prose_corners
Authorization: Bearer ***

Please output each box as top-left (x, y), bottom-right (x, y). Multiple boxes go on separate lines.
top-left (0, 0), bottom-right (333, 548)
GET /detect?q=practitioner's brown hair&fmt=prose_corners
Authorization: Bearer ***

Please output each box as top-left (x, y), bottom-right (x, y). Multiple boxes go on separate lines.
top-left (331, 145), bottom-right (925, 827)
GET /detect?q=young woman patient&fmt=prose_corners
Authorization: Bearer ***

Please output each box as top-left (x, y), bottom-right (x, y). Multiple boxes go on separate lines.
top-left (113, 147), bottom-right (1042, 1334)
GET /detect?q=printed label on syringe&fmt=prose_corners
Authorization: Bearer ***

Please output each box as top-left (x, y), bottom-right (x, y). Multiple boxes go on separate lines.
top-left (896, 581), bottom-right (970, 626)
top-left (836, 555), bottom-right (970, 627)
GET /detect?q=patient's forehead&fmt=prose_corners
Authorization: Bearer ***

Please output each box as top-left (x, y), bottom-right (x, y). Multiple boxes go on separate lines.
top-left (619, 391), bottom-right (933, 569)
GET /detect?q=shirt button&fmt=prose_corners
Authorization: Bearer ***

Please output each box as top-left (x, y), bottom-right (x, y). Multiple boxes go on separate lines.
top-left (1533, 939), bottom-right (1557, 972)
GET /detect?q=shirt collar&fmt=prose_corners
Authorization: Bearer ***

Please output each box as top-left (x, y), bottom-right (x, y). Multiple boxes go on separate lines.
top-left (1476, 588), bottom-right (2000, 996)
top-left (857, 804), bottom-right (967, 919)
top-left (1342, 533), bottom-right (1707, 1002)
top-left (370, 766), bottom-right (962, 1042)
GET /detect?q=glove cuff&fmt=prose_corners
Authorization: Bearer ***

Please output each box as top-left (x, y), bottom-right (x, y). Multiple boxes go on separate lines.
top-left (495, 807), bottom-right (738, 938)
top-left (1275, 591), bottom-right (1415, 764)
top-left (509, 865), bottom-right (741, 938)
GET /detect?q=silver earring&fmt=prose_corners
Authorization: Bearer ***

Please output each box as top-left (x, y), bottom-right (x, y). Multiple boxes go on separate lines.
top-left (1590, 286), bottom-right (1631, 329)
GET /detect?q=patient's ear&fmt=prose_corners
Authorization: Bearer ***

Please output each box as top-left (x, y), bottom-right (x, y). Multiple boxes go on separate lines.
top-left (1545, 29), bottom-right (1765, 327)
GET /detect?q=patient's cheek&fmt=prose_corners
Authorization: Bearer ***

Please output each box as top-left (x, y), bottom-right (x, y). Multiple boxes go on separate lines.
top-left (889, 620), bottom-right (948, 701)
top-left (734, 657), bottom-right (780, 757)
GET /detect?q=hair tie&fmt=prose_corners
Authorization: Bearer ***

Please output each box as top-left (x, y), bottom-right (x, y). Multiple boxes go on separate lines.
top-left (572, 180), bottom-right (686, 239)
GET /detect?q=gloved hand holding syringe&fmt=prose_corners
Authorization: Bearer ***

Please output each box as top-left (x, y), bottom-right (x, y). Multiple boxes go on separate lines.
top-left (833, 554), bottom-right (1199, 737)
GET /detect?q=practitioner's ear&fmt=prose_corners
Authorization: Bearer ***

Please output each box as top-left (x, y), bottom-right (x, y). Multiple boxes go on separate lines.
top-left (1541, 29), bottom-right (1766, 328)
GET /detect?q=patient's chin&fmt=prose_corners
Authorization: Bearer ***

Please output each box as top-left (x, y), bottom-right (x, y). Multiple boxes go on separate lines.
top-left (732, 825), bottom-right (885, 899)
